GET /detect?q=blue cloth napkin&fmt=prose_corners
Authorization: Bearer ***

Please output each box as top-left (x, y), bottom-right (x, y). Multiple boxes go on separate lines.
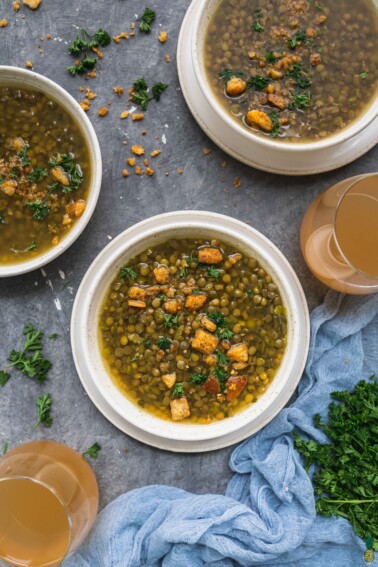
top-left (65, 292), bottom-right (378, 567)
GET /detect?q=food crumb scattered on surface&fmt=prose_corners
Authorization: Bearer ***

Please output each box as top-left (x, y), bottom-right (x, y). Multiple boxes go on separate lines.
top-left (127, 157), bottom-right (136, 167)
top-left (131, 145), bottom-right (145, 156)
top-left (178, 168), bottom-right (184, 175)
top-left (150, 149), bottom-right (161, 157)
top-left (0, 19), bottom-right (8, 27)
top-left (25, 60), bottom-right (33, 69)
top-left (143, 158), bottom-right (149, 166)
top-left (98, 106), bottom-right (108, 117)
top-left (132, 113), bottom-right (145, 121)
top-left (202, 147), bottom-right (212, 155)
top-left (113, 32), bottom-right (128, 43)
top-left (13, 0), bottom-right (20, 11)
top-left (113, 87), bottom-right (124, 97)
top-left (164, 54), bottom-right (171, 63)
top-left (120, 110), bottom-right (129, 119)
top-left (79, 99), bottom-right (91, 112)
top-left (146, 167), bottom-right (154, 176)
top-left (122, 169), bottom-right (129, 177)
top-left (159, 31), bottom-right (168, 43)
top-left (85, 87), bottom-right (96, 100)
top-left (135, 165), bottom-right (142, 175)
top-left (46, 33), bottom-right (52, 39)
top-left (23, 0), bottom-right (41, 9)
top-left (233, 177), bottom-right (241, 188)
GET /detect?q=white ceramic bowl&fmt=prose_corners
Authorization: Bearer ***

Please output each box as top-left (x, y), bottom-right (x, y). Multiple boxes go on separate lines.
top-left (192, 0), bottom-right (378, 152)
top-left (0, 66), bottom-right (102, 277)
top-left (177, 0), bottom-right (378, 174)
top-left (71, 212), bottom-right (310, 452)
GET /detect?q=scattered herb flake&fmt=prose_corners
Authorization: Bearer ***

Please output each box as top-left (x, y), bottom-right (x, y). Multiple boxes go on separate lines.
top-left (207, 266), bottom-right (221, 280)
top-left (139, 7), bottom-right (156, 33)
top-left (208, 311), bottom-right (226, 327)
top-left (11, 240), bottom-right (38, 254)
top-left (218, 68), bottom-right (245, 82)
top-left (164, 314), bottom-right (179, 329)
top-left (34, 393), bottom-right (52, 429)
top-left (48, 333), bottom-right (59, 341)
top-left (269, 111), bottom-right (283, 138)
top-left (157, 336), bottom-right (171, 351)
top-left (172, 383), bottom-right (184, 397)
top-left (247, 75), bottom-right (270, 91)
top-left (265, 51), bottom-right (277, 64)
top-left (216, 350), bottom-right (228, 366)
top-left (289, 91), bottom-right (311, 110)
top-left (190, 373), bottom-right (207, 385)
top-left (28, 168), bottom-right (48, 182)
top-left (360, 71), bottom-right (369, 79)
top-left (119, 266), bottom-right (137, 280)
top-left (82, 442), bottom-right (101, 459)
top-left (27, 201), bottom-right (50, 221)
top-left (2, 442), bottom-right (8, 455)
top-left (288, 30), bottom-right (306, 50)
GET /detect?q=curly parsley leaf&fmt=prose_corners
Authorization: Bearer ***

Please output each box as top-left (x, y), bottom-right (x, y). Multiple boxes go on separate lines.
top-left (247, 75), bottom-right (270, 91)
top-left (139, 7), bottom-right (156, 33)
top-left (119, 266), bottom-right (137, 280)
top-left (28, 168), bottom-right (48, 182)
top-left (218, 68), bottom-right (245, 82)
top-left (34, 393), bottom-right (52, 429)
top-left (27, 201), bottom-right (50, 221)
top-left (157, 336), bottom-right (172, 351)
top-left (164, 314), bottom-right (179, 329)
top-left (82, 442), bottom-right (101, 459)
top-left (172, 383), bottom-right (184, 397)
top-left (190, 373), bottom-right (207, 385)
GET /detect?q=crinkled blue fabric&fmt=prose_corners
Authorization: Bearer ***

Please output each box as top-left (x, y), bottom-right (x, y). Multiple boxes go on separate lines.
top-left (64, 292), bottom-right (378, 567)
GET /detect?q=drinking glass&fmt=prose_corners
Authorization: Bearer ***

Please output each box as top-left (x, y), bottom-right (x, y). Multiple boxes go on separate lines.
top-left (0, 440), bottom-right (99, 567)
top-left (300, 173), bottom-right (378, 294)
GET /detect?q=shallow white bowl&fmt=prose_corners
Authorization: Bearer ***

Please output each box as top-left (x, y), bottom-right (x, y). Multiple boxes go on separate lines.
top-left (177, 0), bottom-right (378, 174)
top-left (0, 66), bottom-right (102, 277)
top-left (71, 212), bottom-right (310, 452)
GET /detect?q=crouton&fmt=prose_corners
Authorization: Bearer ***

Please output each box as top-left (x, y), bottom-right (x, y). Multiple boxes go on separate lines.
top-left (128, 300), bottom-right (146, 308)
top-left (62, 214), bottom-right (72, 226)
top-left (0, 19), bottom-right (8, 27)
top-left (192, 329), bottom-right (219, 355)
top-left (156, 349), bottom-right (165, 361)
top-left (65, 199), bottom-right (86, 217)
top-left (267, 93), bottom-right (288, 110)
top-left (310, 53), bottom-right (322, 66)
top-left (23, 0), bottom-right (41, 9)
top-left (128, 286), bottom-right (146, 301)
top-left (228, 253), bottom-right (242, 266)
top-left (131, 145), bottom-right (145, 156)
top-left (201, 316), bottom-right (217, 333)
top-left (185, 293), bottom-right (207, 311)
top-left (226, 375), bottom-right (248, 401)
top-left (197, 247), bottom-right (223, 264)
top-left (146, 285), bottom-right (168, 297)
top-left (159, 31), bottom-right (168, 43)
top-left (246, 110), bottom-right (273, 132)
top-left (51, 166), bottom-right (70, 186)
top-left (170, 397), bottom-right (190, 421)
top-left (98, 107), bottom-right (109, 117)
top-left (162, 372), bottom-right (176, 388)
top-left (226, 77), bottom-right (247, 97)
top-left (203, 354), bottom-right (217, 366)
top-left (120, 110), bottom-right (130, 119)
top-left (227, 343), bottom-right (249, 362)
top-left (163, 299), bottom-right (182, 314)
top-left (0, 180), bottom-right (17, 196)
top-left (153, 265), bottom-right (170, 284)
top-left (203, 375), bottom-right (220, 395)
top-left (12, 137), bottom-right (26, 151)
top-left (233, 362), bottom-right (249, 370)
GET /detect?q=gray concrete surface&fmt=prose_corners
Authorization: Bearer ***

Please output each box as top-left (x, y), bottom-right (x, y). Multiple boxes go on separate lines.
top-left (0, 0), bottom-right (377, 510)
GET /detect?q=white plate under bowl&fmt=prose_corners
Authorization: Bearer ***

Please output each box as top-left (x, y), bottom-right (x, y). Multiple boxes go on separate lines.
top-left (177, 0), bottom-right (378, 175)
top-left (71, 212), bottom-right (310, 452)
top-left (0, 66), bottom-right (102, 277)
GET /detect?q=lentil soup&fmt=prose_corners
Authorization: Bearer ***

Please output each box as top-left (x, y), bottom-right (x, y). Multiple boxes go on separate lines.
top-left (99, 239), bottom-right (287, 424)
top-left (203, 0), bottom-right (378, 141)
top-left (0, 86), bottom-right (91, 265)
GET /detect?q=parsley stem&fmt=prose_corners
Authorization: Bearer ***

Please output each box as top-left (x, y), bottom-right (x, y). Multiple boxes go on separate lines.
top-left (321, 498), bottom-right (378, 505)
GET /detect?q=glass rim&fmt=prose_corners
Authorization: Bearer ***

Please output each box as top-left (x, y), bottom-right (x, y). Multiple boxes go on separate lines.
top-left (0, 476), bottom-right (72, 567)
top-left (333, 172), bottom-right (378, 280)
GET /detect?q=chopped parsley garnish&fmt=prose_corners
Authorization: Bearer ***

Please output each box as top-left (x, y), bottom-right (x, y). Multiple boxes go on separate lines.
top-left (49, 153), bottom-right (83, 192)
top-left (190, 373), bottom-right (207, 385)
top-left (139, 7), bottom-right (156, 33)
top-left (269, 111), bottom-right (283, 138)
top-left (131, 78), bottom-right (169, 110)
top-left (172, 383), bottom-right (184, 397)
top-left (294, 378), bottom-right (378, 556)
top-left (360, 71), bottom-right (369, 79)
top-left (67, 28), bottom-right (111, 76)
top-left (252, 7), bottom-right (265, 32)
top-left (143, 339), bottom-right (151, 347)
top-left (18, 145), bottom-right (30, 167)
top-left (28, 168), bottom-right (48, 182)
top-left (289, 91), bottom-right (311, 110)
top-left (0, 212), bottom-right (5, 224)
top-left (265, 51), bottom-right (277, 64)
top-left (119, 266), bottom-right (137, 280)
top-left (287, 63), bottom-right (312, 89)
top-left (164, 314), bottom-right (179, 329)
top-left (158, 294), bottom-right (165, 300)
top-left (207, 266), bottom-right (221, 280)
top-left (216, 350), bottom-right (228, 366)
top-left (2, 442), bottom-right (8, 455)
top-left (306, 0), bottom-right (323, 9)
top-left (218, 68), bottom-right (245, 82)
top-left (216, 328), bottom-right (234, 341)
top-left (287, 30), bottom-right (306, 50)
top-left (34, 393), bottom-right (53, 429)
top-left (246, 289), bottom-right (254, 297)
top-left (179, 267), bottom-right (188, 278)
top-left (213, 367), bottom-right (228, 392)
top-left (208, 311), bottom-right (226, 327)
top-left (0, 371), bottom-right (10, 387)
top-left (247, 75), bottom-right (270, 91)
top-left (82, 442), bottom-right (101, 459)
top-left (11, 240), bottom-right (38, 254)
top-left (49, 333), bottom-right (59, 341)
top-left (27, 201), bottom-right (50, 221)
top-left (157, 336), bottom-right (171, 351)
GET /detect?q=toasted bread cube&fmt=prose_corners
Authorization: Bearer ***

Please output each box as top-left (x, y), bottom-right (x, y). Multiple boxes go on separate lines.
top-left (233, 362), bottom-right (249, 370)
top-left (246, 110), bottom-right (273, 132)
top-left (170, 397), bottom-right (190, 421)
top-left (164, 299), bottom-right (182, 314)
top-left (1, 180), bottom-right (17, 196)
top-left (146, 285), bottom-right (168, 297)
top-left (192, 329), bottom-right (219, 355)
top-left (228, 253), bottom-right (242, 266)
top-left (203, 354), bottom-right (216, 366)
top-left (226, 77), bottom-right (247, 97)
top-left (156, 349), bottom-right (165, 361)
top-left (197, 247), bottom-right (223, 264)
top-left (226, 375), bottom-right (248, 401)
top-left (153, 265), bottom-right (170, 284)
top-left (128, 286), bottom-right (146, 301)
top-left (201, 316), bottom-right (217, 333)
top-left (185, 293), bottom-right (207, 311)
top-left (227, 343), bottom-right (248, 362)
top-left (128, 300), bottom-right (146, 308)
top-left (162, 372), bottom-right (176, 388)
top-left (203, 375), bottom-right (220, 395)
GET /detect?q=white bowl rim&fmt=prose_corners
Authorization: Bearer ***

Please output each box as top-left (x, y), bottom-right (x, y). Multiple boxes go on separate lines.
top-left (191, 0), bottom-right (378, 153)
top-left (71, 211), bottom-right (310, 443)
top-left (0, 65), bottom-right (102, 277)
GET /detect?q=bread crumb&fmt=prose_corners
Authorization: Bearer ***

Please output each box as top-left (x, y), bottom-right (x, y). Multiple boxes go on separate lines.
top-left (85, 87), bottom-right (96, 100)
top-left (113, 32), bottom-right (128, 43)
top-left (159, 31), bottom-right (168, 43)
top-left (0, 19), bottom-right (8, 27)
top-left (98, 107), bottom-right (108, 117)
top-left (150, 149), bottom-right (161, 157)
top-left (23, 0), bottom-right (41, 8)
top-left (135, 165), bottom-right (142, 175)
top-left (143, 158), bottom-right (149, 166)
top-left (120, 110), bottom-right (129, 119)
top-left (164, 54), bottom-right (171, 63)
top-left (146, 167), bottom-right (154, 176)
top-left (46, 33), bottom-right (52, 39)
top-left (178, 168), bottom-right (184, 175)
top-left (141, 129), bottom-right (147, 135)
top-left (234, 177), bottom-right (241, 188)
top-left (132, 113), bottom-right (144, 121)
top-left (79, 86), bottom-right (84, 92)
top-left (122, 169), bottom-right (129, 177)
top-left (79, 99), bottom-right (91, 111)
top-left (91, 46), bottom-right (103, 58)
top-left (130, 31), bottom-right (135, 37)
top-left (131, 145), bottom-right (145, 156)
top-left (127, 157), bottom-right (136, 167)
top-left (130, 22), bottom-right (135, 30)
top-left (113, 87), bottom-right (124, 97)
top-left (25, 60), bottom-right (33, 68)
top-left (51, 236), bottom-right (59, 246)
top-left (202, 147), bottom-right (212, 155)
top-left (86, 68), bottom-right (97, 79)
top-left (221, 161), bottom-right (228, 168)
top-left (13, 0), bottom-right (20, 11)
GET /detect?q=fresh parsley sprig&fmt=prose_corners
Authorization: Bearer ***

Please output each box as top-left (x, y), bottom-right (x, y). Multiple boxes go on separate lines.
top-left (34, 393), bottom-right (53, 428)
top-left (164, 314), bottom-right (179, 329)
top-left (139, 7), bottom-right (156, 33)
top-left (172, 383), bottom-right (184, 397)
top-left (247, 75), bottom-right (270, 91)
top-left (131, 78), bottom-right (168, 110)
top-left (82, 442), bottom-right (101, 459)
top-left (28, 168), bottom-right (48, 182)
top-left (27, 201), bottom-right (50, 221)
top-left (67, 28), bottom-right (111, 76)
top-left (119, 266), bottom-right (137, 280)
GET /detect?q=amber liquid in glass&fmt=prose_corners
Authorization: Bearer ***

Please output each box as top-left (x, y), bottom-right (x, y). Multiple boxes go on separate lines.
top-left (301, 175), bottom-right (378, 294)
top-left (0, 441), bottom-right (99, 567)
